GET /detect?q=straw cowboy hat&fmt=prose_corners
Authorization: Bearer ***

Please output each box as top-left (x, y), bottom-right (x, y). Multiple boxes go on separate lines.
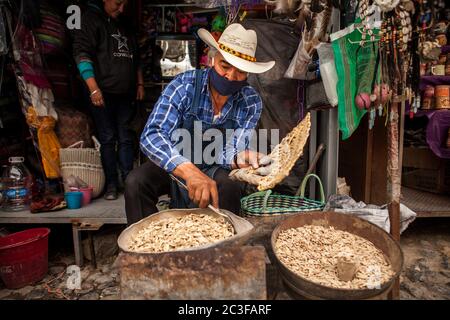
top-left (198, 23), bottom-right (275, 74)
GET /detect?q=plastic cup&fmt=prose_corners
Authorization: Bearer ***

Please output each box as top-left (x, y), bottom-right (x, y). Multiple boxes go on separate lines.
top-left (65, 192), bottom-right (83, 210)
top-left (79, 187), bottom-right (93, 206)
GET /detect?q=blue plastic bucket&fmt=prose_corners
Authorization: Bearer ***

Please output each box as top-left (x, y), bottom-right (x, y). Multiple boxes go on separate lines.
top-left (65, 192), bottom-right (83, 209)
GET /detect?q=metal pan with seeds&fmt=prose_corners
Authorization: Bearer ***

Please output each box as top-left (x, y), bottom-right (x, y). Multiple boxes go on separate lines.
top-left (271, 211), bottom-right (404, 300)
top-left (118, 208), bottom-right (254, 254)
top-left (128, 214), bottom-right (234, 253)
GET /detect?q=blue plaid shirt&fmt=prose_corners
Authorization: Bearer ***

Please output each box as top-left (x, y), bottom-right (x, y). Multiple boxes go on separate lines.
top-left (140, 69), bottom-right (263, 173)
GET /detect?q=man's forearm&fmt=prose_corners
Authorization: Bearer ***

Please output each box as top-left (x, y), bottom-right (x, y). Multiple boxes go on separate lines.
top-left (172, 162), bottom-right (203, 181)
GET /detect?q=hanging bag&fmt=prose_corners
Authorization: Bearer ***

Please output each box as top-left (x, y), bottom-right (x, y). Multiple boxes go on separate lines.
top-left (284, 35), bottom-right (319, 80)
top-left (316, 42), bottom-right (339, 106)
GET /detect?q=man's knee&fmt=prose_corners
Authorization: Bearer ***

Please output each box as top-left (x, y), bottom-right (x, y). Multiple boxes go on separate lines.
top-left (125, 162), bottom-right (170, 198)
top-left (125, 168), bottom-right (145, 194)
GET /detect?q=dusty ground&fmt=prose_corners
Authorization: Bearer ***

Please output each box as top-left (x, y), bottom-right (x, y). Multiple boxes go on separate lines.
top-left (398, 218), bottom-right (450, 299)
top-left (0, 218), bottom-right (449, 300)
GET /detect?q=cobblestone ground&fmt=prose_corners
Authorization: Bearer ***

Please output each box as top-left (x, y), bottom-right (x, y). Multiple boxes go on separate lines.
top-left (0, 218), bottom-right (449, 300)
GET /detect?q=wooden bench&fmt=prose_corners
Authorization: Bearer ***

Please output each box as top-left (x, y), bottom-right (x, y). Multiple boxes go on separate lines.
top-left (0, 195), bottom-right (127, 267)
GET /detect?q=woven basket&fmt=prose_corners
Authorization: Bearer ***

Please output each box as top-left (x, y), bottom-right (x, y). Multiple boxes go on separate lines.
top-left (59, 137), bottom-right (105, 198)
top-left (241, 174), bottom-right (326, 216)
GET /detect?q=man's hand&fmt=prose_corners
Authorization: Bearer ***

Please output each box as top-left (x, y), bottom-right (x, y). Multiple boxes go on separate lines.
top-left (173, 163), bottom-right (219, 209)
top-left (254, 154), bottom-right (274, 176)
top-left (234, 150), bottom-right (268, 170)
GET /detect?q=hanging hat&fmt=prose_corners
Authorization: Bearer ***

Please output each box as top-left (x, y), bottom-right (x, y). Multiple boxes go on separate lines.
top-left (198, 23), bottom-right (275, 74)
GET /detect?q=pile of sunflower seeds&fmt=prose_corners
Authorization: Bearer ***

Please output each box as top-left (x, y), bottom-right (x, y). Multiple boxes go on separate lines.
top-left (128, 214), bottom-right (234, 253)
top-left (275, 225), bottom-right (395, 289)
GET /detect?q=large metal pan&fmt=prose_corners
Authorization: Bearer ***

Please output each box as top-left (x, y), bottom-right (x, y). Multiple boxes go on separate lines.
top-left (271, 211), bottom-right (404, 300)
top-left (118, 208), bottom-right (254, 254)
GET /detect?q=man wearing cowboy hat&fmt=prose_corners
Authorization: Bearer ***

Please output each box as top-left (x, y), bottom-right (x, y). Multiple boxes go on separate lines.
top-left (124, 24), bottom-right (275, 225)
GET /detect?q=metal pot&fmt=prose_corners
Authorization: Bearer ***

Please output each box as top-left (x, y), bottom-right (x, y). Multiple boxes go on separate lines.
top-left (118, 208), bottom-right (254, 254)
top-left (271, 211), bottom-right (404, 300)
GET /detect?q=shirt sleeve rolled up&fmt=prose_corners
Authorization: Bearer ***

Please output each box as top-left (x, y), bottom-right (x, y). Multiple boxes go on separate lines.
top-left (140, 75), bottom-right (191, 173)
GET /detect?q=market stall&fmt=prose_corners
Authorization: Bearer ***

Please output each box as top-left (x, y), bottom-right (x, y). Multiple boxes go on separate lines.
top-left (1, 0), bottom-right (448, 301)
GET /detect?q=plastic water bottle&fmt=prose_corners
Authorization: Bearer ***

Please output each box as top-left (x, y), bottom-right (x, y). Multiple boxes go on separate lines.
top-left (1, 157), bottom-right (33, 212)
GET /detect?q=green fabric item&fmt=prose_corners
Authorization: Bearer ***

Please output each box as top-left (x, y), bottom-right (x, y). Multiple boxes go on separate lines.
top-left (332, 24), bottom-right (380, 140)
top-left (356, 43), bottom-right (378, 96)
top-left (36, 33), bottom-right (62, 46)
top-left (211, 15), bottom-right (226, 33)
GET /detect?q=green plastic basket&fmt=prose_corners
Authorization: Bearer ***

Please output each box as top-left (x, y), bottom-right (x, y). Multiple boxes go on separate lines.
top-left (241, 174), bottom-right (326, 216)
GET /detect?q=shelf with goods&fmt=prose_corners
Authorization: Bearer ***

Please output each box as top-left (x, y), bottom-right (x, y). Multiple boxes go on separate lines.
top-left (400, 29), bottom-right (450, 215)
top-left (419, 44), bottom-right (450, 96)
top-left (137, 1), bottom-right (269, 86)
top-left (419, 44), bottom-right (450, 108)
top-left (420, 75), bottom-right (450, 88)
top-left (136, 1), bottom-right (219, 115)
top-left (402, 45), bottom-right (450, 215)
top-left (139, 2), bottom-right (220, 33)
top-left (138, 1), bottom-right (220, 88)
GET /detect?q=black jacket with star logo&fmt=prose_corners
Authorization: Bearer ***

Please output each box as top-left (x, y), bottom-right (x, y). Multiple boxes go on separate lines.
top-left (72, 2), bottom-right (140, 95)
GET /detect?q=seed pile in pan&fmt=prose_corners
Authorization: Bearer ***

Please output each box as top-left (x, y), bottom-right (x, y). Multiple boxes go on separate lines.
top-left (128, 214), bottom-right (234, 253)
top-left (275, 225), bottom-right (395, 289)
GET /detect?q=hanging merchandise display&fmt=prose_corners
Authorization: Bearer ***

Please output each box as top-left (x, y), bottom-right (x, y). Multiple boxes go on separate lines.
top-left (374, 0), bottom-right (400, 12)
top-left (331, 0), bottom-right (422, 138)
top-left (25, 108), bottom-right (61, 179)
top-left (284, 0), bottom-right (333, 80)
top-left (316, 42), bottom-right (339, 106)
top-left (379, 3), bottom-right (414, 96)
top-left (3, 5), bottom-right (63, 181)
top-left (354, 42), bottom-right (379, 110)
top-left (305, 80), bottom-right (333, 110)
top-left (211, 13), bottom-right (227, 33)
top-left (331, 23), bottom-right (371, 139)
top-left (34, 1), bottom-right (66, 55)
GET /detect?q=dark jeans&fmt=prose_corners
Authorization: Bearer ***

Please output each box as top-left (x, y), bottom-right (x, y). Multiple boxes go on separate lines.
top-left (91, 93), bottom-right (136, 189)
top-left (124, 161), bottom-right (246, 225)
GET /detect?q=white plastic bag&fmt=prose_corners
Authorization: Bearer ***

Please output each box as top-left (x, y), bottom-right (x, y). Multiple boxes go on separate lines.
top-left (284, 39), bottom-right (317, 80)
top-left (317, 42), bottom-right (338, 106)
top-left (324, 195), bottom-right (417, 234)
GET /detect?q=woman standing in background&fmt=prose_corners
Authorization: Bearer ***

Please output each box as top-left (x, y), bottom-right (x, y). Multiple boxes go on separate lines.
top-left (72, 0), bottom-right (144, 200)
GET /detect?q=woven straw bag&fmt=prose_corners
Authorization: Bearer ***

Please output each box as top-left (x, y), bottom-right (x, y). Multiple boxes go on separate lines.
top-left (59, 137), bottom-right (105, 198)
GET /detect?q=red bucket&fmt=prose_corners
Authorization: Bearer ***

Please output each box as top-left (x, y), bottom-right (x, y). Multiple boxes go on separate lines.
top-left (0, 228), bottom-right (51, 289)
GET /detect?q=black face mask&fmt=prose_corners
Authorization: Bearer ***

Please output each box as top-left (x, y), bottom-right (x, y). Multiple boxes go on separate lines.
top-left (209, 67), bottom-right (248, 96)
